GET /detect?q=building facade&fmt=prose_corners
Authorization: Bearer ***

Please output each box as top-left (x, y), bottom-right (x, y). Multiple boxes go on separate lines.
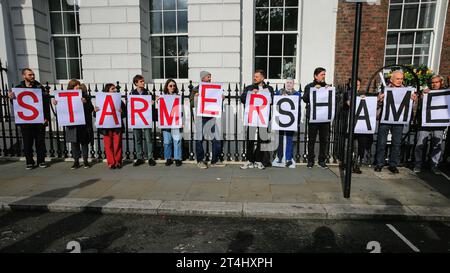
top-left (0, 0), bottom-right (449, 89)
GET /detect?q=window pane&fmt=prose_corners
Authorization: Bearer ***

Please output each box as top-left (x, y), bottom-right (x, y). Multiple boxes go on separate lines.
top-left (385, 57), bottom-right (397, 66)
top-left (269, 8), bottom-right (283, 31)
top-left (152, 58), bottom-right (164, 79)
top-left (284, 8), bottom-right (298, 31)
top-left (402, 4), bottom-right (419, 29)
top-left (256, 0), bottom-right (269, 7)
top-left (413, 56), bottom-right (428, 66)
top-left (398, 56), bottom-right (413, 65)
top-left (165, 58), bottom-right (178, 78)
top-left (419, 3), bottom-right (436, 29)
top-left (283, 34), bottom-right (297, 56)
top-left (255, 34), bottom-right (268, 56)
top-left (399, 32), bottom-right (414, 55)
top-left (55, 59), bottom-right (68, 80)
top-left (270, 0), bottom-right (283, 7)
top-left (49, 0), bottom-right (61, 11)
top-left (164, 0), bottom-right (176, 10)
top-left (388, 5), bottom-right (402, 29)
top-left (178, 36), bottom-right (188, 56)
top-left (179, 57), bottom-right (188, 78)
top-left (285, 0), bottom-right (298, 6)
top-left (150, 12), bottom-right (162, 34)
top-left (165, 36), bottom-right (177, 56)
top-left (269, 34), bottom-right (282, 56)
top-left (163, 11), bottom-right (176, 33)
top-left (177, 10), bottom-right (187, 33)
top-left (415, 31), bottom-right (431, 47)
top-left (66, 37), bottom-right (79, 58)
top-left (151, 37), bottom-right (164, 57)
top-left (255, 57), bottom-right (268, 73)
top-left (283, 58), bottom-right (296, 79)
top-left (53, 37), bottom-right (66, 58)
top-left (63, 12), bottom-right (77, 34)
top-left (269, 57), bottom-right (282, 79)
top-left (177, 0), bottom-right (187, 10)
top-left (68, 59), bottom-right (81, 79)
top-left (50, 13), bottom-right (63, 34)
top-left (151, 0), bottom-right (162, 10)
top-left (255, 8), bottom-right (269, 31)
top-left (61, 0), bottom-right (77, 11)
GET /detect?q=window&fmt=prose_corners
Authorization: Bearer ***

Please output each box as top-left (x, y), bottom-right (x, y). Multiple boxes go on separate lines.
top-left (49, 0), bottom-right (82, 80)
top-left (385, 0), bottom-right (437, 66)
top-left (150, 0), bottom-right (188, 79)
top-left (254, 0), bottom-right (299, 80)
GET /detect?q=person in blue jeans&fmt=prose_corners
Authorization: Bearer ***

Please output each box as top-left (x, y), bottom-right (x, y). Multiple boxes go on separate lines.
top-left (272, 77), bottom-right (301, 168)
top-left (374, 70), bottom-right (418, 173)
top-left (161, 79), bottom-right (182, 167)
top-left (190, 71), bottom-right (225, 169)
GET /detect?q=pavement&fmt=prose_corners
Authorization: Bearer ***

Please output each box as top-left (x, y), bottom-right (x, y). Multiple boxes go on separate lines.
top-left (0, 158), bottom-right (449, 221)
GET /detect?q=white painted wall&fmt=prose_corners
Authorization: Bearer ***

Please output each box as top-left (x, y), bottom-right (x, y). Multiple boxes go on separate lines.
top-left (0, 0), bottom-right (18, 86)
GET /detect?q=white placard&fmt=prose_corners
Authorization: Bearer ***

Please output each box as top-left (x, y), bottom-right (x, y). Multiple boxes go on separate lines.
top-left (354, 96), bottom-right (378, 134)
top-left (271, 95), bottom-right (299, 132)
top-left (158, 95), bottom-right (182, 129)
top-left (196, 83), bottom-right (223, 118)
top-left (244, 90), bottom-right (272, 128)
top-left (95, 92), bottom-right (122, 128)
top-left (12, 88), bottom-right (45, 124)
top-left (128, 95), bottom-right (153, 129)
top-left (54, 90), bottom-right (85, 126)
top-left (309, 87), bottom-right (335, 123)
top-left (380, 87), bottom-right (414, 125)
top-left (421, 89), bottom-right (450, 127)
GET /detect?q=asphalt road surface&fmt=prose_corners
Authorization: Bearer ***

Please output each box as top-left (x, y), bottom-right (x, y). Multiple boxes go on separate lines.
top-left (0, 211), bottom-right (449, 253)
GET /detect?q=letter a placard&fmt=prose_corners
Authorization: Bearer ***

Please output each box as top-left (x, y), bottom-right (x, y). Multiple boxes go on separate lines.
top-left (95, 92), bottom-right (122, 128)
top-left (54, 90), bottom-right (85, 127)
top-left (12, 88), bottom-right (45, 124)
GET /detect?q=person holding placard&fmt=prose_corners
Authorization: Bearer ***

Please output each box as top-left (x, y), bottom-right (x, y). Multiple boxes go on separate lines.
top-left (272, 77), bottom-right (301, 168)
top-left (131, 75), bottom-right (156, 167)
top-left (53, 80), bottom-right (94, 169)
top-left (374, 70), bottom-right (418, 173)
top-left (94, 84), bottom-right (127, 169)
top-left (190, 71), bottom-right (225, 169)
top-left (302, 67), bottom-right (332, 169)
top-left (8, 68), bottom-right (51, 170)
top-left (161, 79), bottom-right (183, 167)
top-left (240, 70), bottom-right (274, 170)
top-left (413, 75), bottom-right (447, 174)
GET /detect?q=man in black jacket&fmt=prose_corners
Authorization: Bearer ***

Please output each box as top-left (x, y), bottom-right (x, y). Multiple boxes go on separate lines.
top-left (303, 67), bottom-right (332, 169)
top-left (8, 68), bottom-right (51, 170)
top-left (240, 70), bottom-right (274, 170)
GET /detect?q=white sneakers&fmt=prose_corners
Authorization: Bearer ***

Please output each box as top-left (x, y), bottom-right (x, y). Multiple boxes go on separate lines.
top-left (240, 161), bottom-right (265, 170)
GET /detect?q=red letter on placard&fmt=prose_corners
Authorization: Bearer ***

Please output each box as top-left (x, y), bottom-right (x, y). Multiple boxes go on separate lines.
top-left (17, 91), bottom-right (40, 121)
top-left (200, 84), bottom-right (219, 116)
top-left (99, 95), bottom-right (119, 126)
top-left (160, 97), bottom-right (180, 126)
top-left (59, 92), bottom-right (78, 123)
top-left (130, 97), bottom-right (150, 126)
top-left (248, 94), bottom-right (268, 125)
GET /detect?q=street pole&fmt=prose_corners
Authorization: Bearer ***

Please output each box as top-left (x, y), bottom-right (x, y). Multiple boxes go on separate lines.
top-left (344, 2), bottom-right (363, 199)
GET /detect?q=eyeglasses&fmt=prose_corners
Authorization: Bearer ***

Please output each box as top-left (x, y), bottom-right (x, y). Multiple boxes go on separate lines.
top-left (168, 84), bottom-right (176, 87)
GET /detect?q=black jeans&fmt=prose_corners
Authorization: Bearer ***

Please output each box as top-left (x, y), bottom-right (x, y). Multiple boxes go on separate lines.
top-left (71, 142), bottom-right (89, 161)
top-left (246, 127), bottom-right (264, 164)
top-left (307, 123), bottom-right (330, 164)
top-left (21, 124), bottom-right (46, 166)
top-left (355, 134), bottom-right (373, 161)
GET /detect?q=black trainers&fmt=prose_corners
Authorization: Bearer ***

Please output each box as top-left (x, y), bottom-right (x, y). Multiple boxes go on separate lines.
top-left (133, 159), bottom-right (145, 167)
top-left (26, 164), bottom-right (34, 170)
top-left (352, 166), bottom-right (362, 174)
top-left (39, 163), bottom-right (48, 169)
top-left (71, 161), bottom-right (80, 170)
top-left (388, 166), bottom-right (399, 174)
top-left (286, 161), bottom-right (293, 168)
top-left (430, 165), bottom-right (441, 175)
top-left (175, 160), bottom-right (182, 167)
top-left (307, 162), bottom-right (314, 169)
top-left (83, 161), bottom-right (91, 169)
top-left (319, 162), bottom-right (328, 169)
top-left (165, 159), bottom-right (173, 166)
top-left (148, 159), bottom-right (157, 166)
top-left (374, 166), bottom-right (382, 172)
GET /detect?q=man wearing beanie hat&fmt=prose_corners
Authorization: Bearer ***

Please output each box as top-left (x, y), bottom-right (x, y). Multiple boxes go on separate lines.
top-left (190, 71), bottom-right (225, 169)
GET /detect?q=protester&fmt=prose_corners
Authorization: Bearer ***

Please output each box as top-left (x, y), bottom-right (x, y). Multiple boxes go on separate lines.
top-left (94, 83), bottom-right (127, 169)
top-left (302, 67), bottom-right (332, 169)
top-left (240, 69), bottom-right (274, 170)
top-left (161, 79), bottom-right (183, 167)
top-left (8, 68), bottom-right (51, 170)
top-left (131, 75), bottom-right (156, 167)
top-left (272, 77), bottom-right (301, 168)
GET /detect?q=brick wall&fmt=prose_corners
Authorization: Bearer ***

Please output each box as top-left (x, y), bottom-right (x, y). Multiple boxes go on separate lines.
top-left (439, 4), bottom-right (450, 84)
top-left (334, 0), bottom-right (389, 87)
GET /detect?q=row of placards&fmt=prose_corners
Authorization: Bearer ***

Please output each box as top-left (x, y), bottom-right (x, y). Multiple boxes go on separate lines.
top-left (11, 86), bottom-right (450, 134)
